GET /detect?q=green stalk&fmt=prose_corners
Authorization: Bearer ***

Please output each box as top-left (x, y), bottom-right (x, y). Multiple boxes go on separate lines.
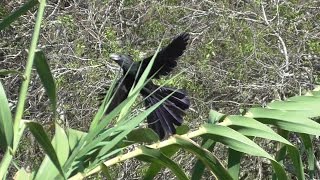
top-left (0, 0), bottom-right (46, 178)
top-left (13, 0), bottom-right (46, 150)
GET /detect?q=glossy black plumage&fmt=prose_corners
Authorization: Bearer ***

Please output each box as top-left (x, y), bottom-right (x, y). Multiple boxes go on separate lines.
top-left (106, 33), bottom-right (190, 139)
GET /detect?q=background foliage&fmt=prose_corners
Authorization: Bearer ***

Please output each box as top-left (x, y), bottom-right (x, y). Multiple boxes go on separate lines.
top-left (0, 0), bottom-right (320, 179)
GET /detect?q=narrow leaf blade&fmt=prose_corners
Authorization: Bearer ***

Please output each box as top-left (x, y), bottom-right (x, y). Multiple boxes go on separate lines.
top-left (175, 136), bottom-right (233, 180)
top-left (203, 124), bottom-right (287, 179)
top-left (226, 115), bottom-right (304, 180)
top-left (144, 145), bottom-right (180, 179)
top-left (0, 81), bottom-right (13, 149)
top-left (227, 148), bottom-right (242, 179)
top-left (138, 146), bottom-right (188, 180)
top-left (191, 139), bottom-right (216, 180)
top-left (26, 122), bottom-right (65, 178)
top-left (0, 0), bottom-right (39, 31)
top-left (247, 108), bottom-right (320, 136)
top-left (34, 51), bottom-right (56, 115)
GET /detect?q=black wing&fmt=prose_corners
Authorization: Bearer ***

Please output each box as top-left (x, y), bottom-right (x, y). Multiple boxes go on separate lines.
top-left (105, 77), bottom-right (129, 114)
top-left (140, 33), bottom-right (189, 79)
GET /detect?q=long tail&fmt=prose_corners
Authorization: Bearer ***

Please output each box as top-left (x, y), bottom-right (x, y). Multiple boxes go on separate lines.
top-left (143, 84), bottom-right (190, 139)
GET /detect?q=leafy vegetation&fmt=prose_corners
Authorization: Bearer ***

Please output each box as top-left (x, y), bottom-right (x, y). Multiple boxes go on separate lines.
top-left (1, 0), bottom-right (320, 179)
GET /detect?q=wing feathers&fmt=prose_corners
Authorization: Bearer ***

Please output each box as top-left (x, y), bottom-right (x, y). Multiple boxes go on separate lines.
top-left (144, 85), bottom-right (190, 139)
top-left (141, 32), bottom-right (189, 78)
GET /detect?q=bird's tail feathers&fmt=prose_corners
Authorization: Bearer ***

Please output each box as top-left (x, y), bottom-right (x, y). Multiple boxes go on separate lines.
top-left (144, 85), bottom-right (190, 139)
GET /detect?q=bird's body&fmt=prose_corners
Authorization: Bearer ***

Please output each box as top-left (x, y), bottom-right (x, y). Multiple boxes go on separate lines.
top-left (107, 33), bottom-right (190, 139)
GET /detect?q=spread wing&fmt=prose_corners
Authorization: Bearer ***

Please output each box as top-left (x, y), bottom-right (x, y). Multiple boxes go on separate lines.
top-left (140, 33), bottom-right (189, 79)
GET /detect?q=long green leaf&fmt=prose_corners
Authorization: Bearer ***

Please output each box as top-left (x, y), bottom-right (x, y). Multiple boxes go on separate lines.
top-left (300, 134), bottom-right (315, 179)
top-left (191, 110), bottom-right (224, 179)
top-left (226, 116), bottom-right (304, 180)
top-left (202, 124), bottom-right (287, 179)
top-left (143, 145), bottom-right (180, 179)
top-left (35, 123), bottom-right (69, 179)
top-left (94, 91), bottom-right (174, 163)
top-left (26, 122), bottom-right (65, 179)
top-left (227, 148), bottom-right (242, 180)
top-left (143, 163), bottom-right (163, 180)
top-left (227, 116), bottom-right (291, 144)
top-left (264, 95), bottom-right (320, 119)
top-left (0, 0), bottom-right (46, 178)
top-left (0, 81), bottom-right (13, 149)
top-left (67, 128), bottom-right (86, 152)
top-left (54, 124), bottom-right (69, 166)
top-left (34, 51), bottom-right (57, 115)
top-left (267, 99), bottom-right (320, 111)
top-left (63, 83), bottom-right (144, 170)
top-left (247, 108), bottom-right (320, 136)
top-left (191, 139), bottom-right (216, 180)
top-left (174, 136), bottom-right (232, 180)
top-left (118, 41), bottom-right (162, 120)
top-left (0, 0), bottom-right (39, 31)
top-left (100, 163), bottom-right (113, 179)
top-left (0, 69), bottom-right (24, 77)
top-left (75, 127), bottom-right (119, 158)
top-left (66, 90), bottom-right (174, 177)
top-left (89, 70), bottom-right (123, 131)
top-left (191, 110), bottom-right (224, 180)
top-left (287, 145), bottom-right (304, 180)
top-left (137, 146), bottom-right (188, 180)
top-left (203, 124), bottom-right (272, 158)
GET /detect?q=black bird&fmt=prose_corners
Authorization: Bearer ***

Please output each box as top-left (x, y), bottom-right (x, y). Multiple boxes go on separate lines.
top-left (106, 33), bottom-right (190, 139)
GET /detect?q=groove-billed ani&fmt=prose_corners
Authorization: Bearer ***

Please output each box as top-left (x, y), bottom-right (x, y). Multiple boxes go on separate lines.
top-left (106, 33), bottom-right (190, 139)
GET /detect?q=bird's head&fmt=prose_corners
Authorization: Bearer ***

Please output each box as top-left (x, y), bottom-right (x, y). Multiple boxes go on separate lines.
top-left (110, 54), bottom-right (134, 72)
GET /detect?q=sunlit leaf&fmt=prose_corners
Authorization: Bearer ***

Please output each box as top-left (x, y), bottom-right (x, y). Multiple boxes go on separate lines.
top-left (208, 110), bottom-right (226, 124)
top-left (0, 81), bottom-right (13, 149)
top-left (67, 128), bottom-right (86, 152)
top-left (26, 122), bottom-right (65, 178)
top-left (247, 108), bottom-right (320, 136)
top-left (203, 124), bottom-right (287, 179)
top-left (226, 116), bottom-right (304, 180)
top-left (13, 168), bottom-right (35, 180)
